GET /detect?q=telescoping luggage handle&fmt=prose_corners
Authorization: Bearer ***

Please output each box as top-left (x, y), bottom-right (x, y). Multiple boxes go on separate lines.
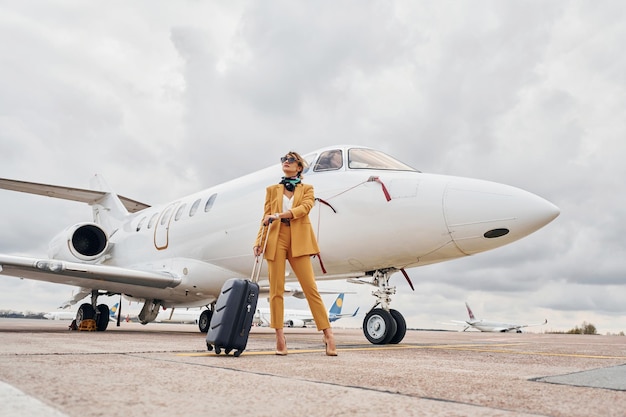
top-left (251, 220), bottom-right (272, 283)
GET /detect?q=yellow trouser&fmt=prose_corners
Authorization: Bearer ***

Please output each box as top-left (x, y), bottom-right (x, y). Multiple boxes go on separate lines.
top-left (267, 223), bottom-right (330, 331)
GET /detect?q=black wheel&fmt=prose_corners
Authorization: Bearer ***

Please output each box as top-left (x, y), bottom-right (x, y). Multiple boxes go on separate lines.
top-left (388, 309), bottom-right (406, 344)
top-left (206, 343), bottom-right (213, 352)
top-left (234, 350), bottom-right (242, 357)
top-left (363, 308), bottom-right (397, 345)
top-left (76, 303), bottom-right (95, 327)
top-left (198, 310), bottom-right (212, 333)
top-left (225, 348), bottom-right (232, 355)
top-left (215, 346), bottom-right (222, 355)
top-left (96, 304), bottom-right (110, 331)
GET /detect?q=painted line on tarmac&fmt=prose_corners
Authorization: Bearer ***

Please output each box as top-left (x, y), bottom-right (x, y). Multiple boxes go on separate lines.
top-left (179, 342), bottom-right (626, 360)
top-left (178, 343), bottom-right (518, 357)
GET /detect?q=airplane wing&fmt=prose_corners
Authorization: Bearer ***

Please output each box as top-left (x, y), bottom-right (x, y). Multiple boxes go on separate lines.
top-left (285, 286), bottom-right (357, 299)
top-left (504, 319), bottom-right (548, 331)
top-left (0, 254), bottom-right (181, 290)
top-left (333, 307), bottom-right (360, 319)
top-left (447, 320), bottom-right (472, 331)
top-left (0, 177), bottom-right (150, 212)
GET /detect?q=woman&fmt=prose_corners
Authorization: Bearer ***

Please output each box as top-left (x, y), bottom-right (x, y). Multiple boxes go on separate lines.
top-left (253, 151), bottom-right (337, 356)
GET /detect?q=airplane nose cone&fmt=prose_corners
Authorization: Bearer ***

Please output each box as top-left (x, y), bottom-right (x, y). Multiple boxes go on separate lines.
top-left (443, 179), bottom-right (560, 255)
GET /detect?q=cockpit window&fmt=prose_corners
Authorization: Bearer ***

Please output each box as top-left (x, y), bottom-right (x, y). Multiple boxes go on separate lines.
top-left (302, 154), bottom-right (317, 174)
top-left (314, 150), bottom-right (343, 172)
top-left (348, 148), bottom-right (417, 171)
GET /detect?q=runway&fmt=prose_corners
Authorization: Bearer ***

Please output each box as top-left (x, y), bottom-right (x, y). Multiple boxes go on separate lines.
top-left (0, 318), bottom-right (624, 417)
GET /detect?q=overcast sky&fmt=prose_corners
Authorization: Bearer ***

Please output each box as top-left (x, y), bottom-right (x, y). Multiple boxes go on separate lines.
top-left (1, 1), bottom-right (624, 334)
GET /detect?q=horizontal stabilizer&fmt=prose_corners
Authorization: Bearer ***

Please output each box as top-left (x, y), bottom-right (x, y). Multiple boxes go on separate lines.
top-left (0, 177), bottom-right (150, 213)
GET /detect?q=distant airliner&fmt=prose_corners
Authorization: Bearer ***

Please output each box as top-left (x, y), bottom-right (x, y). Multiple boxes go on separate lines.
top-left (0, 145), bottom-right (559, 344)
top-left (255, 293), bottom-right (359, 327)
top-left (451, 302), bottom-right (547, 333)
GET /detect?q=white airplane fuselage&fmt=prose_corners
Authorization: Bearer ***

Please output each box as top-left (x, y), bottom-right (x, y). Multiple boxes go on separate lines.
top-left (100, 163), bottom-right (558, 306)
top-left (466, 320), bottom-right (522, 333)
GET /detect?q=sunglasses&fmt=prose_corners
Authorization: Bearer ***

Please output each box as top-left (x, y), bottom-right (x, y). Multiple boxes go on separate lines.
top-left (280, 156), bottom-right (298, 164)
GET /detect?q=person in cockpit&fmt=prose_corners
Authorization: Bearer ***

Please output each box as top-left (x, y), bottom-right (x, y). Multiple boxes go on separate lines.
top-left (314, 150), bottom-right (343, 171)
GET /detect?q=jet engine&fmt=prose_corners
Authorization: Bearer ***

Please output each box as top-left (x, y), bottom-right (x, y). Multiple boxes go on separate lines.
top-left (285, 319), bottom-right (306, 328)
top-left (48, 222), bottom-right (109, 263)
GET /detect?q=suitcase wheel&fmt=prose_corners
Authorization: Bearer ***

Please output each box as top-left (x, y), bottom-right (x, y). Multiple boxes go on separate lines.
top-left (234, 350), bottom-right (242, 357)
top-left (206, 343), bottom-right (213, 352)
top-left (215, 346), bottom-right (222, 355)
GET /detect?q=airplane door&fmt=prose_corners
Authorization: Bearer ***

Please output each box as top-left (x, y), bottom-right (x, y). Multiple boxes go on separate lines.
top-left (154, 202), bottom-right (178, 250)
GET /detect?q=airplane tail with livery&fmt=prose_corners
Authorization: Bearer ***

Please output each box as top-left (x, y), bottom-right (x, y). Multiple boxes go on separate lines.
top-left (328, 293), bottom-right (359, 322)
top-left (255, 293), bottom-right (359, 327)
top-left (451, 302), bottom-right (548, 333)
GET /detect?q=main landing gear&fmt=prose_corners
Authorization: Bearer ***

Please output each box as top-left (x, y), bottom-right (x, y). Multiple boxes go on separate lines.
top-left (72, 290), bottom-right (112, 331)
top-left (356, 269), bottom-right (407, 345)
top-left (198, 308), bottom-right (213, 333)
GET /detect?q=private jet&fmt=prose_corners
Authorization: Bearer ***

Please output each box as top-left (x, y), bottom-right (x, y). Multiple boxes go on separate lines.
top-left (0, 145), bottom-right (559, 344)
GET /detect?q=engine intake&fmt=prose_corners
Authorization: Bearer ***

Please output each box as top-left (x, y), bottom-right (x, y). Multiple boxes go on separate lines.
top-left (286, 319), bottom-right (305, 328)
top-left (48, 223), bottom-right (109, 263)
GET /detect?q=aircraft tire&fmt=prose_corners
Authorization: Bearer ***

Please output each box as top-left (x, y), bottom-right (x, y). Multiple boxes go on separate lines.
top-left (198, 310), bottom-right (212, 333)
top-left (363, 308), bottom-right (397, 345)
top-left (388, 309), bottom-right (406, 344)
top-left (76, 303), bottom-right (95, 328)
top-left (96, 304), bottom-right (110, 331)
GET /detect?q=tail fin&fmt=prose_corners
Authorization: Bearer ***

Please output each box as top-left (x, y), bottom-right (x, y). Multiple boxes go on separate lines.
top-left (465, 302), bottom-right (475, 320)
top-left (0, 175), bottom-right (149, 233)
top-left (110, 303), bottom-right (120, 320)
top-left (328, 293), bottom-right (345, 316)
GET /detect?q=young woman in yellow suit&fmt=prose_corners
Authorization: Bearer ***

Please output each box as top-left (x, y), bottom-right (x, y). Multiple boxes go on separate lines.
top-left (253, 151), bottom-right (337, 356)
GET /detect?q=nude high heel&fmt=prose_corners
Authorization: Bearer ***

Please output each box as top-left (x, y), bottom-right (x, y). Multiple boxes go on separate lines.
top-left (323, 335), bottom-right (337, 356)
top-left (275, 336), bottom-right (288, 356)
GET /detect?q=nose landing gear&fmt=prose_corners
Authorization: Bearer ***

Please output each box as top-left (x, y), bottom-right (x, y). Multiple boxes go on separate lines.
top-left (355, 269), bottom-right (408, 345)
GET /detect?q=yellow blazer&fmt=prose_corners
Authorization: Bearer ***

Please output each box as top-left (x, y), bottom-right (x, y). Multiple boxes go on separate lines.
top-left (255, 182), bottom-right (320, 261)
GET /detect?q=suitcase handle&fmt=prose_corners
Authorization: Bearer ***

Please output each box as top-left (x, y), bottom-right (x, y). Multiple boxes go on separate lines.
top-left (251, 221), bottom-right (272, 283)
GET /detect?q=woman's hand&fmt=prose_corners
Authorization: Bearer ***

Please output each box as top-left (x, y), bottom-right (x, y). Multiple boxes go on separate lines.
top-left (263, 213), bottom-right (280, 226)
top-left (253, 246), bottom-right (262, 256)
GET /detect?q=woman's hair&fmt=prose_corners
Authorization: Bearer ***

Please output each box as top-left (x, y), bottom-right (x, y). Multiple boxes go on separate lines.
top-left (286, 151), bottom-right (308, 177)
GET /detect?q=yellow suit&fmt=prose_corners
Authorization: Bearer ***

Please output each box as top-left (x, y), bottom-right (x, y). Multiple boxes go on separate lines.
top-left (255, 183), bottom-right (320, 259)
top-left (254, 182), bottom-right (330, 330)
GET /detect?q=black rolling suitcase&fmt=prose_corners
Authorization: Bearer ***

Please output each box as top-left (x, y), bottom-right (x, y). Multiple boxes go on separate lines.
top-left (206, 224), bottom-right (269, 357)
top-left (205, 278), bottom-right (259, 356)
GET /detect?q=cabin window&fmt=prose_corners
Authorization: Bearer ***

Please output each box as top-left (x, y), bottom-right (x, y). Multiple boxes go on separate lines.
top-left (204, 193), bottom-right (217, 212)
top-left (189, 199), bottom-right (201, 217)
top-left (160, 207), bottom-right (173, 225)
top-left (147, 213), bottom-right (159, 229)
top-left (174, 204), bottom-right (187, 221)
top-left (136, 216), bottom-right (147, 232)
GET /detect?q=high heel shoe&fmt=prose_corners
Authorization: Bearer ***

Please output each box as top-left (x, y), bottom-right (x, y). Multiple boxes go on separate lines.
top-left (275, 336), bottom-right (288, 356)
top-left (323, 336), bottom-right (337, 356)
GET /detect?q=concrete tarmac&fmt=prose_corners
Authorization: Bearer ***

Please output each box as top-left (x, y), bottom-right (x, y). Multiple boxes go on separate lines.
top-left (0, 318), bottom-right (625, 417)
